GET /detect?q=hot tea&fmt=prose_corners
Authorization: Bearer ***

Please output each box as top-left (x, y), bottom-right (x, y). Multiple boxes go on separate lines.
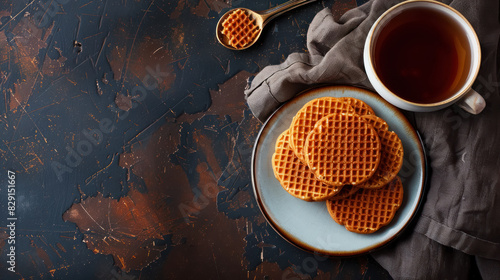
top-left (372, 7), bottom-right (471, 104)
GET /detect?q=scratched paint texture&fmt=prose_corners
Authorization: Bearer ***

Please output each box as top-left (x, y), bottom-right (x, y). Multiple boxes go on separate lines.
top-left (0, 0), bottom-right (394, 279)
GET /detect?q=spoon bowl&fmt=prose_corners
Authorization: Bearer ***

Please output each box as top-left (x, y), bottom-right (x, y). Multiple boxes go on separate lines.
top-left (216, 0), bottom-right (317, 50)
top-left (216, 8), bottom-right (264, 50)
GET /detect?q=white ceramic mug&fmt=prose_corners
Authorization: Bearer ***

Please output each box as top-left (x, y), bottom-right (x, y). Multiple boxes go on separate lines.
top-left (364, 0), bottom-right (485, 114)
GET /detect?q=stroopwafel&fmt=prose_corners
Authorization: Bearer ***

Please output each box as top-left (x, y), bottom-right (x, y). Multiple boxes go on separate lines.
top-left (303, 112), bottom-right (381, 187)
top-left (327, 176), bottom-right (404, 234)
top-left (289, 97), bottom-right (355, 163)
top-left (272, 130), bottom-right (343, 201)
top-left (221, 9), bottom-right (260, 49)
top-left (357, 115), bottom-right (404, 189)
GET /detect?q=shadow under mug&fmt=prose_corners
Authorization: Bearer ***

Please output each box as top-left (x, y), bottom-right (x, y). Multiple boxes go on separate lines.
top-left (363, 0), bottom-right (485, 114)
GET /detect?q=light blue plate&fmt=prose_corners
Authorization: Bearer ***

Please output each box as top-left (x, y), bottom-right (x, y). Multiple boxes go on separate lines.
top-left (251, 86), bottom-right (426, 256)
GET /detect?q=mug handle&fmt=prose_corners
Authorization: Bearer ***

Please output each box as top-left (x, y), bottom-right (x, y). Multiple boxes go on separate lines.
top-left (457, 89), bottom-right (486, 114)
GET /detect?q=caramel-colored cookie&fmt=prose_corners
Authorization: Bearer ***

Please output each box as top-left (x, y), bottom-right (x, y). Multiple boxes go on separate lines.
top-left (304, 112), bottom-right (381, 187)
top-left (272, 130), bottom-right (343, 201)
top-left (327, 176), bottom-right (404, 234)
top-left (289, 97), bottom-right (355, 163)
top-left (357, 115), bottom-right (404, 189)
top-left (221, 9), bottom-right (260, 49)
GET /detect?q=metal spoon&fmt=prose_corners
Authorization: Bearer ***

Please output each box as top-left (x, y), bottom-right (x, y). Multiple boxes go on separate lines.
top-left (216, 0), bottom-right (318, 50)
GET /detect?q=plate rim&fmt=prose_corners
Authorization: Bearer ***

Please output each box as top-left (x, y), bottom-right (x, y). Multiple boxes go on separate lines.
top-left (250, 85), bottom-right (427, 256)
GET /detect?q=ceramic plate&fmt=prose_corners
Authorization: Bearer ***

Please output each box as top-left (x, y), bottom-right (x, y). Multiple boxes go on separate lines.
top-left (251, 86), bottom-right (426, 256)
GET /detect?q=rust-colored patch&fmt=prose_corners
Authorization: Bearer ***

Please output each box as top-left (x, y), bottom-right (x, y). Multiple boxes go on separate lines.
top-left (159, 213), bottom-right (249, 278)
top-left (108, 43), bottom-right (127, 81)
top-left (0, 10), bottom-right (10, 18)
top-left (3, 138), bottom-right (45, 173)
top-left (331, 0), bottom-right (358, 21)
top-left (191, 0), bottom-right (211, 18)
top-left (28, 238), bottom-right (56, 276)
top-left (65, 121), bottom-right (192, 272)
top-left (118, 152), bottom-right (140, 169)
top-left (127, 38), bottom-right (176, 94)
top-left (359, 256), bottom-right (369, 275)
top-left (41, 54), bottom-right (68, 77)
top-left (115, 93), bottom-right (132, 111)
top-left (171, 0), bottom-right (230, 19)
top-left (56, 243), bottom-right (67, 253)
top-left (157, 161), bottom-right (253, 279)
top-left (35, 247), bottom-right (55, 273)
top-left (63, 189), bottom-right (173, 272)
top-left (191, 0), bottom-right (230, 19)
top-left (119, 151), bottom-right (143, 181)
top-left (170, 0), bottom-right (186, 19)
top-left (171, 23), bottom-right (185, 51)
top-left (12, 17), bottom-right (52, 56)
top-left (9, 17), bottom-right (55, 112)
top-left (0, 230), bottom-right (8, 250)
top-left (107, 22), bottom-right (176, 94)
top-left (0, 31), bottom-right (9, 64)
top-left (107, 21), bottom-right (129, 81)
top-left (194, 132), bottom-right (225, 176)
top-left (176, 70), bottom-right (251, 124)
top-left (208, 70), bottom-right (251, 120)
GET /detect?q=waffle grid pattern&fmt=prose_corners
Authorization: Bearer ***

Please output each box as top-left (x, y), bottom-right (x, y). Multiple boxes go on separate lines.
top-left (221, 9), bottom-right (260, 49)
top-left (361, 115), bottom-right (389, 131)
top-left (358, 115), bottom-right (404, 189)
top-left (339, 97), bottom-right (375, 116)
top-left (289, 97), bottom-right (355, 163)
top-left (327, 177), bottom-right (404, 234)
top-left (272, 130), bottom-right (341, 201)
top-left (304, 113), bottom-right (381, 187)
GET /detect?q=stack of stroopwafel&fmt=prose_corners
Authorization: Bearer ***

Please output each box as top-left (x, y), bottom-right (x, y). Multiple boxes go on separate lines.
top-left (272, 97), bottom-right (404, 234)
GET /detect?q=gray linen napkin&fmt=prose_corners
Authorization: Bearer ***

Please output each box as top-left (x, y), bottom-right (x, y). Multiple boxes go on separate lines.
top-left (244, 0), bottom-right (500, 278)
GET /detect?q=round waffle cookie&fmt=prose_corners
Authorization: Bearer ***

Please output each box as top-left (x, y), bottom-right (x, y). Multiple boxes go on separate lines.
top-left (357, 115), bottom-right (404, 189)
top-left (289, 97), bottom-right (355, 163)
top-left (303, 112), bottom-right (381, 187)
top-left (338, 97), bottom-right (375, 116)
top-left (326, 176), bottom-right (404, 234)
top-left (221, 9), bottom-right (260, 49)
top-left (272, 130), bottom-right (343, 201)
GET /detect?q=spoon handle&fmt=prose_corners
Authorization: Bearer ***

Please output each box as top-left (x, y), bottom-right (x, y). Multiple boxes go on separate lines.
top-left (259, 0), bottom-right (318, 26)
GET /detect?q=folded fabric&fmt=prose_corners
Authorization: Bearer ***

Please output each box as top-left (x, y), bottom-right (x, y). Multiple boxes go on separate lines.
top-left (244, 0), bottom-right (500, 277)
top-left (245, 0), bottom-right (402, 122)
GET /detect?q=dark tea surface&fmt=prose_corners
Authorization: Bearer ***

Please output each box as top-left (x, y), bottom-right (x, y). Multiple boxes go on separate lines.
top-left (373, 7), bottom-right (471, 104)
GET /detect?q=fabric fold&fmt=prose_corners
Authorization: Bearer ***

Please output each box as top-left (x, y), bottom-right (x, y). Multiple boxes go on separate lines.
top-left (245, 0), bottom-right (401, 122)
top-left (416, 215), bottom-right (500, 261)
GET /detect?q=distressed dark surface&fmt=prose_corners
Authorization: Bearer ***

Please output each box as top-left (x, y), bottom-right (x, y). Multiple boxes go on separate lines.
top-left (0, 0), bottom-right (396, 279)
